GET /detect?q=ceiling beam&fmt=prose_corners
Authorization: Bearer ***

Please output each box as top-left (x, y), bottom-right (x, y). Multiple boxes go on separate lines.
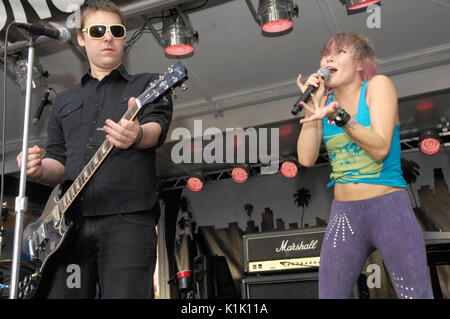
top-left (173, 42), bottom-right (450, 121)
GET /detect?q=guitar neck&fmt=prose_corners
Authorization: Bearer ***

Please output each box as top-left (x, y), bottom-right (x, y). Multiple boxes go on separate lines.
top-left (53, 61), bottom-right (187, 216)
top-left (57, 100), bottom-right (142, 215)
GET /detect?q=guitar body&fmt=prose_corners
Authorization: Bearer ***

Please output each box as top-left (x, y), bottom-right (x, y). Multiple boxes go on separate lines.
top-left (20, 181), bottom-right (80, 298)
top-left (15, 62), bottom-right (187, 299)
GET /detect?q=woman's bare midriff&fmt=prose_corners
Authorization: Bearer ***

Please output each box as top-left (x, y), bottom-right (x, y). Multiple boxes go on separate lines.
top-left (334, 182), bottom-right (404, 201)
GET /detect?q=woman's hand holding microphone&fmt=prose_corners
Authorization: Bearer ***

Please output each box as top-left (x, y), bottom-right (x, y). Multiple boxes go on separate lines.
top-left (296, 72), bottom-right (339, 124)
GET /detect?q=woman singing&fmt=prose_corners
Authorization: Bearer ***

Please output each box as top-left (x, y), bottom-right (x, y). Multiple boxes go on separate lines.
top-left (296, 32), bottom-right (433, 299)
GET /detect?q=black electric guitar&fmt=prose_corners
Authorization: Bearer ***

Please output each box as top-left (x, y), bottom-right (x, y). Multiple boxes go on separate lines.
top-left (19, 63), bottom-right (187, 298)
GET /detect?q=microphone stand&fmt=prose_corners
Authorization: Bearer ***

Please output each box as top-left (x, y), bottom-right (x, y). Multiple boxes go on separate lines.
top-left (9, 33), bottom-right (39, 299)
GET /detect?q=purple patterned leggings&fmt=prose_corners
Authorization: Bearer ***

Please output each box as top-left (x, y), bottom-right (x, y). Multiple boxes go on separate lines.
top-left (319, 190), bottom-right (434, 299)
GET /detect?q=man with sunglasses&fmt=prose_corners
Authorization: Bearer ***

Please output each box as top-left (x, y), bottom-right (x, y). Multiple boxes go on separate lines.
top-left (17, 0), bottom-right (172, 298)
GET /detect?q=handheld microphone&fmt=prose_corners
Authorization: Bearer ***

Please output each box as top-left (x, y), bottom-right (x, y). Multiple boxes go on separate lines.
top-left (12, 22), bottom-right (71, 44)
top-left (33, 89), bottom-right (52, 125)
top-left (291, 68), bottom-right (330, 116)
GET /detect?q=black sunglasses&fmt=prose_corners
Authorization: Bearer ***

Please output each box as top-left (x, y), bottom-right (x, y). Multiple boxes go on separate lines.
top-left (82, 24), bottom-right (126, 39)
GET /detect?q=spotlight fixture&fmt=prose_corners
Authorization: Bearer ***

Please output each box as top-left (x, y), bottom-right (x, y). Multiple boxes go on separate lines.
top-left (419, 129), bottom-right (441, 155)
top-left (345, 0), bottom-right (381, 10)
top-left (187, 175), bottom-right (204, 192)
top-left (280, 160), bottom-right (298, 178)
top-left (245, 0), bottom-right (299, 34)
top-left (231, 166), bottom-right (249, 184)
top-left (162, 9), bottom-right (199, 56)
top-left (14, 59), bottom-right (47, 94)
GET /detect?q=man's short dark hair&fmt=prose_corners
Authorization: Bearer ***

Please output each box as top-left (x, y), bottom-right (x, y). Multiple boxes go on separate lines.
top-left (79, 0), bottom-right (126, 30)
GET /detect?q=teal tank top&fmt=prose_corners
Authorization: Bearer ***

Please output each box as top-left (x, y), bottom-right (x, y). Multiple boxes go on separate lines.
top-left (322, 81), bottom-right (407, 189)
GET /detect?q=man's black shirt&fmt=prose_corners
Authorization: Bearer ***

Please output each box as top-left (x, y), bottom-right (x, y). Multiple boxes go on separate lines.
top-left (44, 65), bottom-right (173, 216)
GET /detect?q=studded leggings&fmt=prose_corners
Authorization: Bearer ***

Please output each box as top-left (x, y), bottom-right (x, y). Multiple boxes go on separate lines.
top-left (318, 190), bottom-right (434, 299)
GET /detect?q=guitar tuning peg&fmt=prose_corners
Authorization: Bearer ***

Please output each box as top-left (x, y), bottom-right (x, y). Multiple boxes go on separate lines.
top-left (171, 88), bottom-right (177, 99)
top-left (180, 83), bottom-right (188, 91)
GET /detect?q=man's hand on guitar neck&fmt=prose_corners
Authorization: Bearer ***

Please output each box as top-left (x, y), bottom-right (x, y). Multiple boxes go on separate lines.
top-left (103, 97), bottom-right (162, 150)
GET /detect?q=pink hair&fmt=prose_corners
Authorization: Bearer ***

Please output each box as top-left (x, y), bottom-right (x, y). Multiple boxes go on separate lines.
top-left (321, 32), bottom-right (378, 81)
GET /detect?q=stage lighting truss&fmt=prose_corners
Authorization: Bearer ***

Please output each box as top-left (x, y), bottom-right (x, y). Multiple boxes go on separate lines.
top-left (146, 7), bottom-right (199, 57)
top-left (315, 131), bottom-right (450, 163)
top-left (159, 131), bottom-right (450, 191)
top-left (245, 0), bottom-right (299, 33)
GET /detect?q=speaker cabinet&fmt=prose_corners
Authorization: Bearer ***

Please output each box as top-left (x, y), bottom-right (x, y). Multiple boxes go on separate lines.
top-left (241, 272), bottom-right (363, 299)
top-left (241, 272), bottom-right (319, 299)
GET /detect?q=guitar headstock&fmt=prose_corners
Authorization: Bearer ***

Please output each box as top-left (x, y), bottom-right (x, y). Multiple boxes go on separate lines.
top-left (137, 62), bottom-right (188, 107)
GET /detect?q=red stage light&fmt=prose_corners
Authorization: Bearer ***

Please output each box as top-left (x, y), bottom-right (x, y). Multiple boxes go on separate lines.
top-left (415, 99), bottom-right (434, 112)
top-left (346, 0), bottom-right (380, 10)
top-left (280, 161), bottom-right (298, 178)
top-left (262, 19), bottom-right (293, 33)
top-left (279, 124), bottom-right (294, 137)
top-left (165, 44), bottom-right (194, 56)
top-left (231, 167), bottom-right (249, 184)
top-left (420, 138), bottom-right (441, 155)
top-left (187, 177), bottom-right (203, 192)
top-left (419, 129), bottom-right (441, 155)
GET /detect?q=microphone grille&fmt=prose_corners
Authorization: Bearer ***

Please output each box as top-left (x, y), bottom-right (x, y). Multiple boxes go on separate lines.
top-left (58, 27), bottom-right (71, 44)
top-left (317, 68), bottom-right (330, 81)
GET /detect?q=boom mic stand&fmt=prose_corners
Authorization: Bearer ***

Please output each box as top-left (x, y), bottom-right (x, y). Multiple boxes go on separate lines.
top-left (9, 33), bottom-right (39, 299)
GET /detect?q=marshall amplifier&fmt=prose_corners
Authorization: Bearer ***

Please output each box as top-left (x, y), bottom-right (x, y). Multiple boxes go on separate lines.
top-left (241, 272), bottom-right (363, 299)
top-left (243, 227), bottom-right (326, 274)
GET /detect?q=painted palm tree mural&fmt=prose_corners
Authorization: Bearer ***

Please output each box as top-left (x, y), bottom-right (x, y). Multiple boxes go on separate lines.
top-left (401, 157), bottom-right (420, 207)
top-left (294, 188), bottom-right (311, 228)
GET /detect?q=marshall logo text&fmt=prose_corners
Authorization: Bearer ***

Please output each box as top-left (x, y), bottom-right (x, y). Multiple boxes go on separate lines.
top-left (275, 240), bottom-right (319, 253)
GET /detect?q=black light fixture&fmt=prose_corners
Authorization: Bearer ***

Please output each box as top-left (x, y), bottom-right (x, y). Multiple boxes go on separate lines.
top-left (419, 129), bottom-right (441, 155)
top-left (14, 59), bottom-right (47, 94)
top-left (162, 8), bottom-right (199, 56)
top-left (145, 7), bottom-right (199, 57)
top-left (345, 0), bottom-right (381, 10)
top-left (246, 0), bottom-right (299, 34)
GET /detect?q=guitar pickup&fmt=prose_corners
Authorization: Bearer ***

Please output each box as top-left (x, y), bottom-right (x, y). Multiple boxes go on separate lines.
top-left (28, 237), bottom-right (38, 261)
top-left (52, 207), bottom-right (61, 229)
